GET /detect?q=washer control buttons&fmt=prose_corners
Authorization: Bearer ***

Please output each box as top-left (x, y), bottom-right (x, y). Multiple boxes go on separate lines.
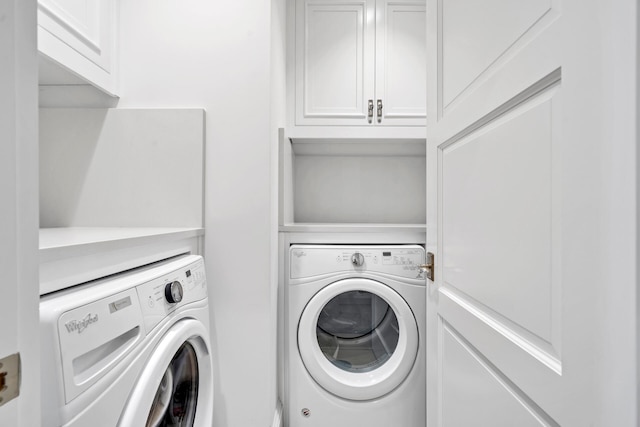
top-left (351, 252), bottom-right (365, 267)
top-left (164, 281), bottom-right (184, 304)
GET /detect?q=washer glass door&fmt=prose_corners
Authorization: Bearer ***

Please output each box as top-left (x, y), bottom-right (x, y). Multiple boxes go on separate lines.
top-left (146, 342), bottom-right (199, 427)
top-left (317, 290), bottom-right (399, 372)
top-left (298, 278), bottom-right (419, 401)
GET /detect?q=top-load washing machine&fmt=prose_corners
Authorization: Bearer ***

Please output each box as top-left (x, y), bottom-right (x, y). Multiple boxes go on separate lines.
top-left (285, 245), bottom-right (426, 427)
top-left (40, 254), bottom-right (213, 427)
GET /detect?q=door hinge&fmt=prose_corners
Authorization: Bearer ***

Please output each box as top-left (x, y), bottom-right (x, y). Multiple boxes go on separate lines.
top-left (0, 353), bottom-right (20, 407)
top-left (418, 252), bottom-right (435, 281)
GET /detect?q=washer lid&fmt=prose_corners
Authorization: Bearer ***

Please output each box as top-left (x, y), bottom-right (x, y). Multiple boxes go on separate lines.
top-left (298, 278), bottom-right (419, 401)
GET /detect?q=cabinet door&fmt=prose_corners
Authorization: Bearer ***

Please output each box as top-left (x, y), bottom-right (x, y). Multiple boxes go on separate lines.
top-left (38, 0), bottom-right (116, 95)
top-left (295, 0), bottom-right (375, 126)
top-left (375, 0), bottom-right (426, 126)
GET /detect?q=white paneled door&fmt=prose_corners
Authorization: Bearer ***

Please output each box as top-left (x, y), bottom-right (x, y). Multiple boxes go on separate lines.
top-left (0, 0), bottom-right (39, 425)
top-left (426, 0), bottom-right (636, 425)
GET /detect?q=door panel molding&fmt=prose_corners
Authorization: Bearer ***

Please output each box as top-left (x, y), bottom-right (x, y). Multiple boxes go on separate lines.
top-left (436, 1), bottom-right (560, 123)
top-left (438, 82), bottom-right (562, 349)
top-left (437, 68), bottom-right (561, 150)
top-left (440, 320), bottom-right (560, 427)
top-left (439, 287), bottom-right (561, 374)
top-left (439, 0), bottom-right (559, 115)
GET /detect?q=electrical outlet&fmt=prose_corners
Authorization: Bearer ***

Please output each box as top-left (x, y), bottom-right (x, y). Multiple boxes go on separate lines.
top-left (0, 353), bottom-right (20, 406)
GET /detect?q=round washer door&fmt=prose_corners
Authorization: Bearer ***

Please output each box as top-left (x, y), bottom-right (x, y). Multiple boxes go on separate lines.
top-left (118, 319), bottom-right (213, 427)
top-left (298, 278), bottom-right (418, 401)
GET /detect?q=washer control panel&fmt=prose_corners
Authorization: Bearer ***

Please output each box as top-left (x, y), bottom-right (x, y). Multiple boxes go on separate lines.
top-left (290, 245), bottom-right (425, 280)
top-left (137, 258), bottom-right (207, 331)
top-left (43, 255), bottom-right (208, 406)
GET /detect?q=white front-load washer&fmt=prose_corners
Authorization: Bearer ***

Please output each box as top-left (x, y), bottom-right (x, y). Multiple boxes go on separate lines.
top-left (40, 254), bottom-right (213, 427)
top-left (285, 245), bottom-right (426, 427)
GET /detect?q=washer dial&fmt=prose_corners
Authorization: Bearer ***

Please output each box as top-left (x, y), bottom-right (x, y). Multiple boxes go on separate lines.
top-left (165, 281), bottom-right (184, 304)
top-left (351, 252), bottom-right (365, 267)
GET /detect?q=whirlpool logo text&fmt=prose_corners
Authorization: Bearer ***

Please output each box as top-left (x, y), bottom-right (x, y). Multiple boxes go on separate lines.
top-left (65, 313), bottom-right (99, 334)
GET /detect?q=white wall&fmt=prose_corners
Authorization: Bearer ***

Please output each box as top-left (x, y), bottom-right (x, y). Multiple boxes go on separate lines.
top-left (271, 0), bottom-right (288, 419)
top-left (118, 1), bottom-right (281, 425)
top-left (0, 0), bottom-right (39, 425)
top-left (39, 108), bottom-right (205, 228)
top-left (293, 155), bottom-right (426, 224)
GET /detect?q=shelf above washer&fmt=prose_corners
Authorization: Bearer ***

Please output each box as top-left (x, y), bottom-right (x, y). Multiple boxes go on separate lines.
top-left (40, 227), bottom-right (204, 295)
top-left (290, 137), bottom-right (426, 157)
top-left (287, 126), bottom-right (426, 142)
top-left (279, 223), bottom-right (426, 233)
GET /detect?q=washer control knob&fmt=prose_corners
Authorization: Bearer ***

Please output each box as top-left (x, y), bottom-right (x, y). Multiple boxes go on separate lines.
top-left (165, 281), bottom-right (184, 304)
top-left (351, 252), bottom-right (365, 267)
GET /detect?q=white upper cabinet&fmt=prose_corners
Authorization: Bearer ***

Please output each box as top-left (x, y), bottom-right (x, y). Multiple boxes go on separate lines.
top-left (38, 0), bottom-right (117, 95)
top-left (295, 0), bottom-right (375, 126)
top-left (375, 0), bottom-right (426, 126)
top-left (293, 0), bottom-right (426, 128)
